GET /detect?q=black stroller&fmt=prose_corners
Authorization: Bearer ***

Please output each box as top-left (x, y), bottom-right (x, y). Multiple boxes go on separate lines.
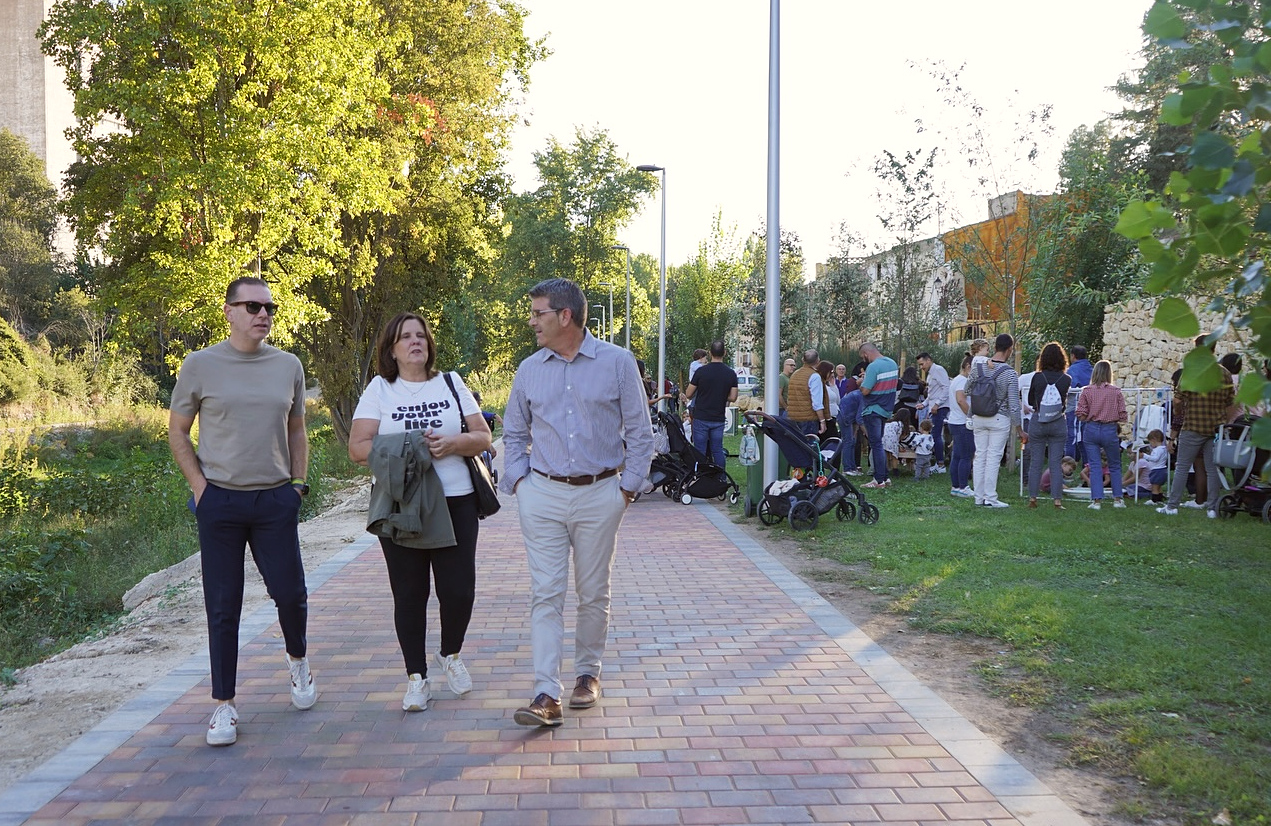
top-left (1214, 416), bottom-right (1271, 523)
top-left (743, 410), bottom-right (878, 530)
top-left (646, 410), bottom-right (740, 505)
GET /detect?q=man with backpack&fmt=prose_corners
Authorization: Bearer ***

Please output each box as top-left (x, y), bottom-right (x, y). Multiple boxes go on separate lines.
top-left (858, 342), bottom-right (899, 489)
top-left (968, 334), bottom-right (1021, 508)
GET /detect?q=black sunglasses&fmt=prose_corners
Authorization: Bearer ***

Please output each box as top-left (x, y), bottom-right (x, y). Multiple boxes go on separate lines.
top-left (228, 301), bottom-right (279, 316)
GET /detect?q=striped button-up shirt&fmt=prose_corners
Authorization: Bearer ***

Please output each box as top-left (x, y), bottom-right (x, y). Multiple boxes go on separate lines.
top-left (500, 331), bottom-right (654, 495)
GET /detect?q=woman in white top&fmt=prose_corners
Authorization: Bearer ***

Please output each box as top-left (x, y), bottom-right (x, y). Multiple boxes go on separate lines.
top-left (947, 353), bottom-right (975, 497)
top-left (348, 312), bottom-right (492, 712)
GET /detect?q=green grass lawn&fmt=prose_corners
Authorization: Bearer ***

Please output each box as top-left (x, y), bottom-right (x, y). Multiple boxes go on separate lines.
top-left (717, 426), bottom-right (1270, 824)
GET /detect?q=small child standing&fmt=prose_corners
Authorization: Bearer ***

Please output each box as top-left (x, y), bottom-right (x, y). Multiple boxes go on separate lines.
top-left (912, 419), bottom-right (935, 479)
top-left (1142, 429), bottom-right (1169, 503)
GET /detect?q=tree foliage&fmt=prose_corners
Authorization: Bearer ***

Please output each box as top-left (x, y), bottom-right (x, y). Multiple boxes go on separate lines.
top-left (495, 127), bottom-right (657, 366)
top-left (664, 212), bottom-right (749, 382)
top-left (1027, 123), bottom-right (1151, 353)
top-left (0, 130), bottom-right (64, 339)
top-left (730, 226), bottom-right (806, 361)
top-left (1115, 0), bottom-right (1271, 448)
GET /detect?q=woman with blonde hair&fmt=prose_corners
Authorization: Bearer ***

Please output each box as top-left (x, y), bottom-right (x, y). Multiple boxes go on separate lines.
top-left (1074, 359), bottom-right (1127, 510)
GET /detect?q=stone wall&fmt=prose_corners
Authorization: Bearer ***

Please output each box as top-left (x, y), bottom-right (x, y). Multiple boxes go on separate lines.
top-left (1100, 296), bottom-right (1251, 432)
top-left (1101, 296), bottom-right (1250, 390)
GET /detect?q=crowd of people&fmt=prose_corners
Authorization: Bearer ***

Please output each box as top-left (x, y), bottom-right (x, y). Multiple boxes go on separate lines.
top-left (778, 335), bottom-right (1258, 515)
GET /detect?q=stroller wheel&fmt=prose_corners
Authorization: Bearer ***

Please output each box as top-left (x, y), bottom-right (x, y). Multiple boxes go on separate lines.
top-left (680, 491), bottom-right (694, 505)
top-left (1262, 500), bottom-right (1271, 524)
top-left (758, 498), bottom-right (781, 526)
top-left (859, 503), bottom-right (880, 525)
top-left (662, 482), bottom-right (676, 498)
top-left (728, 488), bottom-right (739, 505)
top-left (1218, 493), bottom-right (1239, 519)
top-left (789, 500), bottom-right (818, 531)
top-left (836, 500), bottom-right (856, 522)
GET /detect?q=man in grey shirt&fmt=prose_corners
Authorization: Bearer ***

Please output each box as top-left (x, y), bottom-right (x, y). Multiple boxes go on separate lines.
top-left (169, 276), bottom-right (315, 747)
top-left (501, 278), bottom-right (654, 726)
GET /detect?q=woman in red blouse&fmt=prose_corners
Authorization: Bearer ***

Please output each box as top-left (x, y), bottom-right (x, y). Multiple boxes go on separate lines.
top-left (1075, 360), bottom-right (1128, 510)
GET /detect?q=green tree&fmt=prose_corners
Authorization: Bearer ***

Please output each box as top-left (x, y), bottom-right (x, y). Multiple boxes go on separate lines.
top-left (731, 225), bottom-right (805, 360)
top-left (0, 129), bottom-right (63, 339)
top-left (496, 127), bottom-right (657, 365)
top-left (817, 223), bottom-right (874, 354)
top-left (867, 147), bottom-right (948, 364)
top-left (664, 213), bottom-right (749, 382)
top-left (1116, 0), bottom-right (1271, 450)
top-left (295, 0), bottom-right (543, 442)
top-left (40, 0), bottom-right (402, 373)
top-left (1028, 123), bottom-right (1151, 353)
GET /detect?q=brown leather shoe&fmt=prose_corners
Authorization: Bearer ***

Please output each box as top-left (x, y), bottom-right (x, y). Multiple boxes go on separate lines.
top-left (569, 675), bottom-right (601, 709)
top-left (513, 693), bottom-right (562, 727)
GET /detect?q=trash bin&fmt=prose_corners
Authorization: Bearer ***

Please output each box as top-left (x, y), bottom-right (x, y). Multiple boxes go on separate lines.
top-left (723, 405), bottom-right (740, 436)
top-left (743, 430), bottom-right (788, 518)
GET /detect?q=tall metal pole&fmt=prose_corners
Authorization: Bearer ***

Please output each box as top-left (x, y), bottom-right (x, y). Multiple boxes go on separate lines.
top-left (600, 283), bottom-right (615, 344)
top-left (763, 0), bottom-right (781, 486)
top-left (592, 304), bottom-right (606, 341)
top-left (637, 164), bottom-right (667, 412)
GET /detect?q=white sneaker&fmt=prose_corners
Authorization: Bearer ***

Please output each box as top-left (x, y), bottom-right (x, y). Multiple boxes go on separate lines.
top-left (1156, 506), bottom-right (1178, 515)
top-left (287, 655), bottom-right (317, 710)
top-left (206, 704), bottom-right (238, 746)
top-left (844, 469), bottom-right (863, 477)
top-left (1207, 509), bottom-right (1218, 519)
top-left (982, 500), bottom-right (1010, 508)
top-left (434, 652), bottom-right (472, 695)
top-left (932, 465), bottom-right (947, 474)
top-left (1180, 501), bottom-right (1205, 510)
top-left (1088, 501), bottom-right (1102, 510)
top-left (402, 674), bottom-right (431, 711)
top-left (1113, 499), bottom-right (1126, 509)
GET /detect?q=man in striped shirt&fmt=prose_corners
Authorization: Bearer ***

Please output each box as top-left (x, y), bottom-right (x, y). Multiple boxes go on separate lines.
top-left (1158, 354), bottom-right (1235, 517)
top-left (858, 342), bottom-right (899, 489)
top-left (502, 278), bottom-right (654, 727)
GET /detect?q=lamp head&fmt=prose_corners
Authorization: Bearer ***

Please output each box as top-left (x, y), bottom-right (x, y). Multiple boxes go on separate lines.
top-left (636, 164), bottom-right (664, 172)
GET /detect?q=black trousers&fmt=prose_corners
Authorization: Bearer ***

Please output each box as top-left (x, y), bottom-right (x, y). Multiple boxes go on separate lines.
top-left (379, 493), bottom-right (479, 676)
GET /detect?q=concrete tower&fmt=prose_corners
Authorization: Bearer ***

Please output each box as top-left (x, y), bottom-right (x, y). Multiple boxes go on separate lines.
top-left (0, 0), bottom-right (77, 191)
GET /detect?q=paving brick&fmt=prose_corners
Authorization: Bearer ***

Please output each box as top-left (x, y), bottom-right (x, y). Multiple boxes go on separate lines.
top-left (0, 495), bottom-right (1090, 826)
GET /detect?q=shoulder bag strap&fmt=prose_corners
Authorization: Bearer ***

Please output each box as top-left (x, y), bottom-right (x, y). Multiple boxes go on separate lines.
top-left (441, 372), bottom-right (470, 434)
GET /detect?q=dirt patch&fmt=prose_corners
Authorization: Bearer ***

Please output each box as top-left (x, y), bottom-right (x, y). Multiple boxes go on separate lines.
top-left (2, 484), bottom-right (1143, 824)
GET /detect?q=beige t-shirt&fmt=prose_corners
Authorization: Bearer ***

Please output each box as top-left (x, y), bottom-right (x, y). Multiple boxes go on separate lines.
top-left (170, 341), bottom-right (306, 490)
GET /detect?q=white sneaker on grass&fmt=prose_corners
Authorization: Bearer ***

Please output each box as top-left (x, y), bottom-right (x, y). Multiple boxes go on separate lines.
top-left (434, 652), bottom-right (472, 695)
top-left (206, 703), bottom-right (238, 746)
top-left (1088, 501), bottom-right (1102, 510)
top-left (1207, 509), bottom-right (1218, 519)
top-left (1156, 505), bottom-right (1178, 515)
top-left (982, 500), bottom-right (1010, 508)
top-left (1179, 501), bottom-right (1205, 510)
top-left (1112, 499), bottom-right (1126, 509)
top-left (402, 674), bottom-right (431, 711)
top-left (287, 655), bottom-right (317, 710)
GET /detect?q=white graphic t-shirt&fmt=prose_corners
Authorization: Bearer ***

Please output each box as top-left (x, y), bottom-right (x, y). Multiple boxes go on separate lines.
top-left (352, 372), bottom-right (479, 495)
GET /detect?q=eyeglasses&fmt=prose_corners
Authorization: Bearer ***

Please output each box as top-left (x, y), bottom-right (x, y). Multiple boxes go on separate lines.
top-left (529, 308), bottom-right (562, 320)
top-left (228, 301), bottom-right (279, 316)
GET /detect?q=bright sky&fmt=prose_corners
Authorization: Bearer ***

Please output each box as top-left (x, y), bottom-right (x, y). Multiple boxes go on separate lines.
top-left (506, 0), bottom-right (1153, 276)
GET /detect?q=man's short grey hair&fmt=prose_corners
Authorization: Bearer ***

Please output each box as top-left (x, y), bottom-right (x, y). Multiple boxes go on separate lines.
top-left (803, 349), bottom-right (819, 365)
top-left (528, 278), bottom-right (586, 329)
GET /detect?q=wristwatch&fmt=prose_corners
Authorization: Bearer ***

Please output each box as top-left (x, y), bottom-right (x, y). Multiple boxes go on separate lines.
top-left (292, 478), bottom-right (310, 497)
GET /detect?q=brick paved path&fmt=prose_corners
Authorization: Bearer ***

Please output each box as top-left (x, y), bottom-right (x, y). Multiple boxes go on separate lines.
top-left (2, 491), bottom-right (1088, 826)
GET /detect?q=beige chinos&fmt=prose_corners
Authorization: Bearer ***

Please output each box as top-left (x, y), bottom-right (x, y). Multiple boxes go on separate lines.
top-left (517, 471), bottom-right (628, 700)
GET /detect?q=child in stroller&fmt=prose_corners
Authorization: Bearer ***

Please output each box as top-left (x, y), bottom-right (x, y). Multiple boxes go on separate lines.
top-left (1213, 415), bottom-right (1271, 522)
top-left (743, 410), bottom-right (878, 531)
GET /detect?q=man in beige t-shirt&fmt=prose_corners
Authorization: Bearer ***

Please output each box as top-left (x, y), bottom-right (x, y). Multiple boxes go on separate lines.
top-left (169, 276), bottom-right (316, 747)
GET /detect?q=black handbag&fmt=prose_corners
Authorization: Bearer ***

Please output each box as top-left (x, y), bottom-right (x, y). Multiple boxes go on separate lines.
top-left (442, 372), bottom-right (500, 519)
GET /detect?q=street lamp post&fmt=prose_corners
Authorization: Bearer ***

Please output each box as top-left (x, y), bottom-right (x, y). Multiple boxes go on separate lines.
top-left (611, 244), bottom-right (632, 350)
top-left (592, 303), bottom-right (607, 341)
top-left (599, 282), bottom-right (615, 344)
top-left (636, 164), bottom-right (666, 412)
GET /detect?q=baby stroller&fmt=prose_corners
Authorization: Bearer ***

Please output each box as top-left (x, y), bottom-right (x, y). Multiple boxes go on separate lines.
top-left (1213, 416), bottom-right (1271, 523)
top-left (743, 410), bottom-right (877, 530)
top-left (647, 410), bottom-right (740, 505)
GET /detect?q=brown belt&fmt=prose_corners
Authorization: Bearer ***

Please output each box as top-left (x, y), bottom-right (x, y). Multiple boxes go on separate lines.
top-left (533, 468), bottom-right (619, 486)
